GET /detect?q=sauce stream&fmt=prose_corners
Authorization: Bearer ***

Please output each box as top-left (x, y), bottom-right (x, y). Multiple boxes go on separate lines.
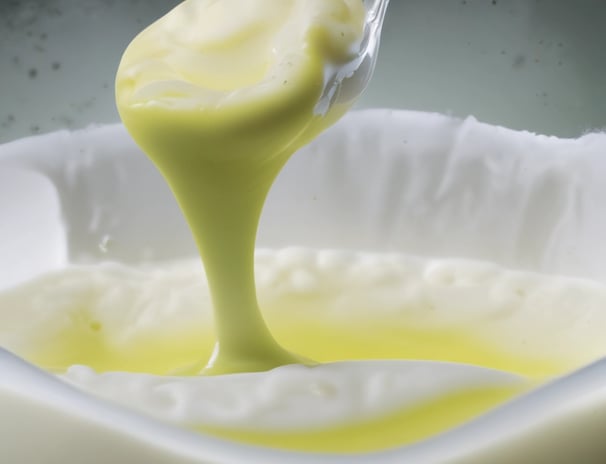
top-left (116, 0), bottom-right (365, 374)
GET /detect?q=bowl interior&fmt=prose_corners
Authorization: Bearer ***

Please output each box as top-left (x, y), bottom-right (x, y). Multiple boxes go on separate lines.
top-left (2, 109), bottom-right (606, 288)
top-left (1, 109), bottom-right (606, 463)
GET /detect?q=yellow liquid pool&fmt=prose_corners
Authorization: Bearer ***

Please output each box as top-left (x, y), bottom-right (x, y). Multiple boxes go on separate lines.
top-left (28, 314), bottom-right (560, 379)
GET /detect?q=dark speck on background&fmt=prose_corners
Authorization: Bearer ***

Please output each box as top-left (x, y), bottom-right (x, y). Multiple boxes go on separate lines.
top-left (51, 61), bottom-right (61, 70)
top-left (1, 114), bottom-right (16, 128)
top-left (51, 115), bottom-right (75, 126)
top-left (69, 97), bottom-right (97, 112)
top-left (512, 54), bottom-right (526, 69)
top-left (28, 67), bottom-right (38, 78)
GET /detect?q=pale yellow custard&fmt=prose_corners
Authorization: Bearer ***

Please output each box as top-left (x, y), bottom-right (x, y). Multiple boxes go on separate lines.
top-left (116, 0), bottom-right (366, 374)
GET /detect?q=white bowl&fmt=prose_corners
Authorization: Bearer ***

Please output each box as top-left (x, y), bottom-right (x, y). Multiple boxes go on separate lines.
top-left (1, 109), bottom-right (606, 463)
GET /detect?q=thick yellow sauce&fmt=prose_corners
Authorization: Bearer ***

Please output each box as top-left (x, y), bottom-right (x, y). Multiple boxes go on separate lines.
top-left (116, 0), bottom-right (365, 375)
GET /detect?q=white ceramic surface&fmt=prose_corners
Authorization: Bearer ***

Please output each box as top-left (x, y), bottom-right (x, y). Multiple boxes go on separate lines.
top-left (1, 109), bottom-right (606, 462)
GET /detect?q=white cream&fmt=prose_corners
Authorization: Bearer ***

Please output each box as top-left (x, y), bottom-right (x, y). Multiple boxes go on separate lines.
top-left (2, 248), bottom-right (606, 368)
top-left (61, 361), bottom-right (521, 431)
top-left (2, 248), bottom-right (606, 434)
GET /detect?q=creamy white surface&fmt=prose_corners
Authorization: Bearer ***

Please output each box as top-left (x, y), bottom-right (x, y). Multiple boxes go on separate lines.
top-left (2, 248), bottom-right (606, 431)
top-left (61, 361), bottom-right (520, 430)
top-left (2, 248), bottom-right (606, 364)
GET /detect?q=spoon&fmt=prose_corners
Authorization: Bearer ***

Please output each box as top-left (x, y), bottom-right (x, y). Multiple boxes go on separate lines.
top-left (316, 0), bottom-right (391, 114)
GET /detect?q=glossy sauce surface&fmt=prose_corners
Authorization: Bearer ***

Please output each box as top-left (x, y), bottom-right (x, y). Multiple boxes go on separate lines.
top-left (116, 0), bottom-right (365, 374)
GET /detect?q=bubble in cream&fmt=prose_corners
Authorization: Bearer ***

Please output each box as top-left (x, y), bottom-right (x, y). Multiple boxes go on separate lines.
top-left (98, 235), bottom-right (113, 253)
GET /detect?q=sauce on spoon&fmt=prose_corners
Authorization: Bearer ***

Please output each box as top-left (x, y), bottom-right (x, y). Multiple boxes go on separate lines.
top-left (116, 0), bottom-right (366, 374)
